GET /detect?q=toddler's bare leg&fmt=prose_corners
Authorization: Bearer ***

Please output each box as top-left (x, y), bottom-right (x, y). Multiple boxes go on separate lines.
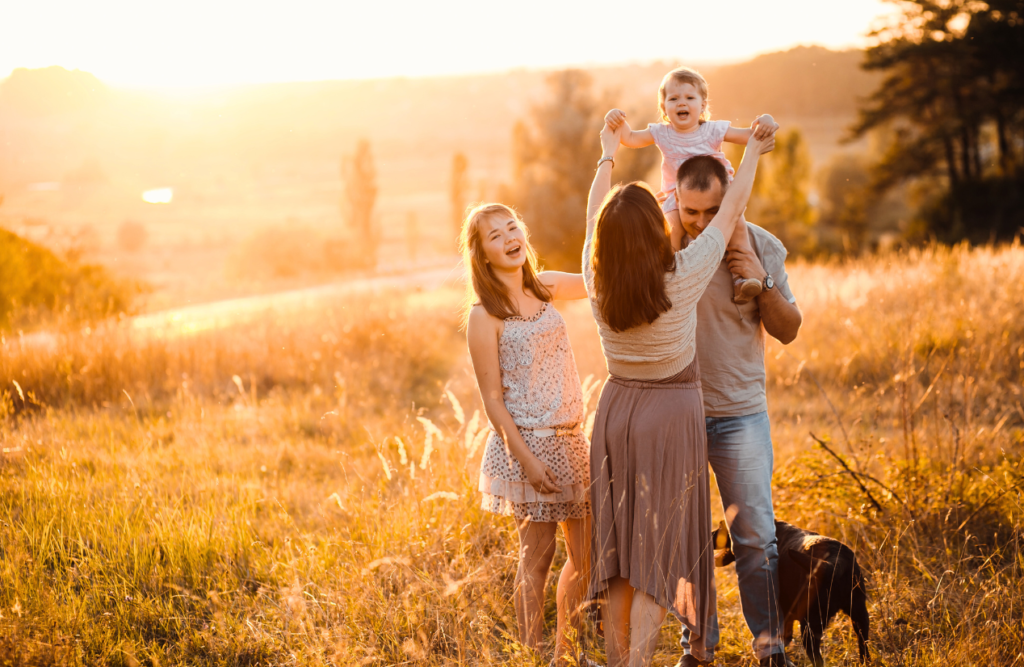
top-left (728, 215), bottom-right (754, 253)
top-left (730, 217), bottom-right (763, 304)
top-left (666, 208), bottom-right (683, 252)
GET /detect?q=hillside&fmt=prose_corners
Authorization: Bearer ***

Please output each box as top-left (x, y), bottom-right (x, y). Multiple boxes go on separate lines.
top-left (0, 46), bottom-right (877, 304)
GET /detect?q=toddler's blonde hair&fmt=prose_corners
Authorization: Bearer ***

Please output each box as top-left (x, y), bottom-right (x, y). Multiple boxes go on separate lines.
top-left (658, 67), bottom-right (711, 124)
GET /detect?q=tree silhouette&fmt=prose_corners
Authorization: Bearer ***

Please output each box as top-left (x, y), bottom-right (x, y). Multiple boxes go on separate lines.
top-left (817, 153), bottom-right (872, 253)
top-left (450, 153), bottom-right (469, 248)
top-left (341, 139), bottom-right (379, 268)
top-left (501, 70), bottom-right (658, 270)
top-left (752, 129), bottom-right (816, 254)
top-left (852, 0), bottom-right (1024, 242)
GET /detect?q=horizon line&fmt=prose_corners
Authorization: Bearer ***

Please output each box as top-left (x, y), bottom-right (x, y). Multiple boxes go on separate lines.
top-left (0, 43), bottom-right (860, 93)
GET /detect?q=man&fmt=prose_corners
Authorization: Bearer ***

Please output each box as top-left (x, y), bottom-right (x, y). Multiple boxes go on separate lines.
top-left (673, 155), bottom-right (803, 667)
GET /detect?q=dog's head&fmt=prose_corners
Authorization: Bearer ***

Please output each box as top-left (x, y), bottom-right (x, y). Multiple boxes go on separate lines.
top-left (712, 520), bottom-right (736, 567)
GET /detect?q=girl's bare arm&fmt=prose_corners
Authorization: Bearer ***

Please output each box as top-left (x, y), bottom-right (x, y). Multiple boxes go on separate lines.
top-left (466, 306), bottom-right (561, 494)
top-left (539, 271), bottom-right (587, 300)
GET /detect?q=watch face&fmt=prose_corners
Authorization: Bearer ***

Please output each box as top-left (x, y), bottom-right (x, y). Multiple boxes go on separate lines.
top-left (765, 276), bottom-right (775, 290)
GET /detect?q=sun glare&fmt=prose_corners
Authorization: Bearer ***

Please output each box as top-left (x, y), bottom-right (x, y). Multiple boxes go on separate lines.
top-left (1, 0), bottom-right (896, 87)
top-left (142, 188), bottom-right (173, 204)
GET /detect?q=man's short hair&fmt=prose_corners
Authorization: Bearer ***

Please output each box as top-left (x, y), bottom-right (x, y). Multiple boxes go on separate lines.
top-left (676, 155), bottom-right (729, 192)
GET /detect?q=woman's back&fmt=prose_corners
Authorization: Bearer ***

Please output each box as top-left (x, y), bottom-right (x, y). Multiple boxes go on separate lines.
top-left (583, 224), bottom-right (725, 381)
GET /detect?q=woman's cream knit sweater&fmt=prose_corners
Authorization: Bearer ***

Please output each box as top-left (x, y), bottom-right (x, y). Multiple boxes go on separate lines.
top-left (583, 226), bottom-right (725, 380)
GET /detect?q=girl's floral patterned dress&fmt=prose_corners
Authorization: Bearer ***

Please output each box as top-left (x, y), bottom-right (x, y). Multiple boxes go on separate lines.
top-left (478, 303), bottom-right (591, 523)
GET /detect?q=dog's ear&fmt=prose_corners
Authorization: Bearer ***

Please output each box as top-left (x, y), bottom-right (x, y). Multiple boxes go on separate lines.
top-left (788, 548), bottom-right (815, 573)
top-left (713, 520), bottom-right (732, 550)
top-left (712, 520), bottom-right (735, 567)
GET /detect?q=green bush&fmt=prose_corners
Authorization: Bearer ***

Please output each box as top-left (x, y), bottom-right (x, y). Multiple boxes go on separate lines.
top-left (0, 228), bottom-right (139, 331)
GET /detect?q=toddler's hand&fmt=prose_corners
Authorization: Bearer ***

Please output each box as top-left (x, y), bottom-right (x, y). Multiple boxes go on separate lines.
top-left (747, 129), bottom-right (776, 155)
top-left (752, 114), bottom-right (779, 140)
top-left (605, 108), bottom-right (627, 130)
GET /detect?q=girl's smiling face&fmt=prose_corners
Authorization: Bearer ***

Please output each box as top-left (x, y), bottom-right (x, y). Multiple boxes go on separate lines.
top-left (478, 213), bottom-right (527, 272)
top-left (661, 79), bottom-right (706, 133)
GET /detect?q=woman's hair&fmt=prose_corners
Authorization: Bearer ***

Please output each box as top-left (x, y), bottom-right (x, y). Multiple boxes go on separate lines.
top-left (459, 203), bottom-right (551, 327)
top-left (590, 183), bottom-right (675, 332)
top-left (658, 66), bottom-right (711, 124)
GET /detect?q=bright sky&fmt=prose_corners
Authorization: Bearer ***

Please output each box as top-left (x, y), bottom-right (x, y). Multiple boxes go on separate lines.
top-left (2, 0), bottom-right (897, 88)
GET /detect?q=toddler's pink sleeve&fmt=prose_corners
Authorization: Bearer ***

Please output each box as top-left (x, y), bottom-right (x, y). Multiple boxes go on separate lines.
top-left (706, 120), bottom-right (731, 150)
top-left (647, 123), bottom-right (666, 151)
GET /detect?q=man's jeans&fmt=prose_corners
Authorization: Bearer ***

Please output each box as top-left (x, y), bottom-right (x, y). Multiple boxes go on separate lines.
top-left (681, 411), bottom-right (784, 661)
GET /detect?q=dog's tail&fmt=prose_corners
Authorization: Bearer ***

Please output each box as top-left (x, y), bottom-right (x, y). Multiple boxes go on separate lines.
top-left (849, 558), bottom-right (870, 663)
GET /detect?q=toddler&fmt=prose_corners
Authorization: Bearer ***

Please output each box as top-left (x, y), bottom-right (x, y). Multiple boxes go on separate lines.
top-left (605, 66), bottom-right (778, 303)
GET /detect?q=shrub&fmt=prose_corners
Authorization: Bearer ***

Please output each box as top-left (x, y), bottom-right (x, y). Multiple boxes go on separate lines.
top-left (0, 228), bottom-right (138, 331)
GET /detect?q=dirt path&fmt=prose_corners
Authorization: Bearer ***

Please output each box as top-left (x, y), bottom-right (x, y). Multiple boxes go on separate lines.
top-left (15, 262), bottom-right (465, 350)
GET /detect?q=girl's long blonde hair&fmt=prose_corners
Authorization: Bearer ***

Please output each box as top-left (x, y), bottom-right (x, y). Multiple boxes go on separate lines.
top-left (658, 66), bottom-right (711, 124)
top-left (458, 203), bottom-right (551, 328)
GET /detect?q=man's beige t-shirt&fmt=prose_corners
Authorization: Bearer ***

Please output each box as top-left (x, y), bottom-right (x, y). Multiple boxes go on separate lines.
top-left (691, 223), bottom-right (796, 418)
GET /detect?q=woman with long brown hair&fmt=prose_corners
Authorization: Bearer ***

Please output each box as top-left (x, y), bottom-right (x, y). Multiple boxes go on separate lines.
top-left (584, 122), bottom-right (775, 667)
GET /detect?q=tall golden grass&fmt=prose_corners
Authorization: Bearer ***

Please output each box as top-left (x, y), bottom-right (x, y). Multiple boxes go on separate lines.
top-left (1, 243), bottom-right (1022, 666)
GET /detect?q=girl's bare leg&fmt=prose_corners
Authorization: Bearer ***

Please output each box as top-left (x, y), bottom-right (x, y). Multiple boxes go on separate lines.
top-left (554, 516), bottom-right (592, 665)
top-left (602, 576), bottom-right (634, 667)
top-left (627, 589), bottom-right (666, 667)
top-left (515, 518), bottom-right (558, 650)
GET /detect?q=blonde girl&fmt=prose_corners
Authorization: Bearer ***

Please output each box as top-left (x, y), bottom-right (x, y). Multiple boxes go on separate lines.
top-left (462, 204), bottom-right (593, 665)
top-left (605, 66), bottom-right (778, 303)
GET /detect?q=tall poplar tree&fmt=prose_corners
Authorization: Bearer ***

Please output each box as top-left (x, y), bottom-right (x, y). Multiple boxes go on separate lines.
top-left (341, 139), bottom-right (379, 268)
top-left (450, 152), bottom-right (469, 247)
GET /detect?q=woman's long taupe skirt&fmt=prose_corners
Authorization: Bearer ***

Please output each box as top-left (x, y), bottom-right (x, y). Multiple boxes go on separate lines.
top-left (589, 358), bottom-right (716, 656)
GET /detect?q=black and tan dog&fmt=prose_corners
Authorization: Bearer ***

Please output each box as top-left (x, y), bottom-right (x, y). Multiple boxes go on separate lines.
top-left (712, 520), bottom-right (870, 666)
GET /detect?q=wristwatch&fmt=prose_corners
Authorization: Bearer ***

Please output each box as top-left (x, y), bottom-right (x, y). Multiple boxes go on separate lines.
top-left (764, 274), bottom-right (775, 290)
top-left (596, 156), bottom-right (615, 169)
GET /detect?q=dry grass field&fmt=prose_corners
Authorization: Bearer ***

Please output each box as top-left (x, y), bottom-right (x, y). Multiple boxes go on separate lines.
top-left (2, 242), bottom-right (1023, 666)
